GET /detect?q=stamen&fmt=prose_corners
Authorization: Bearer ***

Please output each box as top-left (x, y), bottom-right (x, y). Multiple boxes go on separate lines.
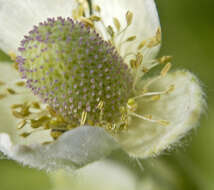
top-left (161, 63), bottom-right (172, 77)
top-left (133, 85), bottom-right (175, 100)
top-left (7, 88), bottom-right (17, 95)
top-left (129, 112), bottom-right (169, 127)
top-left (126, 11), bottom-right (133, 26)
top-left (113, 17), bottom-right (121, 31)
top-left (143, 63), bottom-right (172, 90)
top-left (20, 132), bottom-right (31, 138)
top-left (132, 53), bottom-right (143, 90)
top-left (15, 81), bottom-right (25, 87)
top-left (127, 98), bottom-right (137, 111)
top-left (8, 51), bottom-right (17, 61)
top-left (97, 101), bottom-right (104, 122)
top-left (80, 111), bottom-right (87, 125)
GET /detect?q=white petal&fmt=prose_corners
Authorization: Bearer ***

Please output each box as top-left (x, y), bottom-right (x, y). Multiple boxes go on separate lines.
top-left (0, 62), bottom-right (27, 139)
top-left (92, 0), bottom-right (160, 63)
top-left (116, 70), bottom-right (205, 158)
top-left (0, 62), bottom-right (48, 145)
top-left (0, 63), bottom-right (19, 136)
top-left (0, 0), bottom-right (78, 54)
top-left (50, 160), bottom-right (137, 190)
top-left (0, 126), bottom-right (119, 170)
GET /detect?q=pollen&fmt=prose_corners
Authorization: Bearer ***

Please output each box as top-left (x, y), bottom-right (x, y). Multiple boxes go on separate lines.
top-left (17, 17), bottom-right (133, 129)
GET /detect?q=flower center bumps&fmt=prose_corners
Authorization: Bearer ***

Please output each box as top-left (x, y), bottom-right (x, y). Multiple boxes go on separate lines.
top-left (17, 17), bottom-right (133, 128)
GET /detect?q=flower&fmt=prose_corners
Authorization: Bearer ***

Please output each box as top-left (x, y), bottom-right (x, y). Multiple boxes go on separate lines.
top-left (0, 0), bottom-right (205, 170)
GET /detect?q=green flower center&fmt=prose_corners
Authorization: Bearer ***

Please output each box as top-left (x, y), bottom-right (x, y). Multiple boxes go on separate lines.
top-left (17, 17), bottom-right (133, 128)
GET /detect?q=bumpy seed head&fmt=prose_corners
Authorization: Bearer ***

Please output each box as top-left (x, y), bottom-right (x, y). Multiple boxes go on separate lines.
top-left (17, 17), bottom-right (133, 127)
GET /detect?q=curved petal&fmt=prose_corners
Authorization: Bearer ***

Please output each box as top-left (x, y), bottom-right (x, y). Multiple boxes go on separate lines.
top-left (50, 160), bottom-right (137, 190)
top-left (0, 0), bottom-right (78, 54)
top-left (0, 62), bottom-right (45, 145)
top-left (0, 63), bottom-right (19, 136)
top-left (116, 70), bottom-right (205, 158)
top-left (92, 0), bottom-right (160, 63)
top-left (0, 126), bottom-right (119, 170)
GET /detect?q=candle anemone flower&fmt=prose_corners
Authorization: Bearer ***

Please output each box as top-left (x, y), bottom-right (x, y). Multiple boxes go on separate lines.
top-left (0, 0), bottom-right (205, 170)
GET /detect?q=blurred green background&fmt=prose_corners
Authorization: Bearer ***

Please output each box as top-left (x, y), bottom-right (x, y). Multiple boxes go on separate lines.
top-left (0, 0), bottom-right (214, 190)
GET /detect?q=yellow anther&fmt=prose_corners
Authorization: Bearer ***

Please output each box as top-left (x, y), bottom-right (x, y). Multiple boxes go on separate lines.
top-left (11, 104), bottom-right (23, 109)
top-left (8, 51), bottom-right (17, 61)
top-left (20, 132), bottom-right (31, 138)
top-left (12, 107), bottom-right (30, 119)
top-left (107, 25), bottom-right (114, 37)
top-left (21, 104), bottom-right (30, 117)
top-left (89, 15), bottom-right (101, 22)
top-left (32, 101), bottom-right (40, 109)
top-left (12, 110), bottom-right (25, 119)
top-left (126, 36), bottom-right (136, 42)
top-left (136, 53), bottom-right (143, 67)
top-left (31, 116), bottom-right (50, 129)
top-left (113, 17), bottom-right (121, 31)
top-left (80, 111), bottom-right (87, 125)
top-left (147, 28), bottom-right (162, 48)
top-left (166, 84), bottom-right (175, 94)
top-left (130, 59), bottom-right (137, 69)
top-left (130, 53), bottom-right (143, 69)
top-left (156, 27), bottom-right (161, 43)
top-left (18, 120), bottom-right (27, 129)
top-left (13, 62), bottom-right (19, 71)
top-left (47, 106), bottom-right (57, 116)
top-left (15, 81), bottom-right (25, 87)
top-left (127, 98), bottom-right (138, 111)
top-left (142, 66), bottom-right (149, 73)
top-left (161, 63), bottom-right (172, 77)
top-left (50, 120), bottom-right (58, 126)
top-left (158, 56), bottom-right (172, 64)
top-left (42, 141), bottom-right (52, 145)
top-left (138, 40), bottom-right (147, 50)
top-left (126, 11), bottom-right (133, 26)
top-left (51, 130), bottom-right (63, 140)
top-left (151, 95), bottom-right (161, 101)
top-left (80, 17), bottom-right (94, 27)
top-left (97, 101), bottom-right (104, 110)
top-left (7, 88), bottom-right (16, 95)
top-left (158, 120), bottom-right (170, 126)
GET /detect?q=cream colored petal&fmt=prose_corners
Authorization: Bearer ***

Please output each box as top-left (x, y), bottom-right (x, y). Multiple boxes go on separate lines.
top-left (0, 62), bottom-right (25, 139)
top-left (92, 0), bottom-right (160, 63)
top-left (116, 70), bottom-right (205, 158)
top-left (0, 62), bottom-right (47, 145)
top-left (0, 0), bottom-right (78, 54)
top-left (0, 126), bottom-right (119, 170)
top-left (50, 160), bottom-right (137, 190)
